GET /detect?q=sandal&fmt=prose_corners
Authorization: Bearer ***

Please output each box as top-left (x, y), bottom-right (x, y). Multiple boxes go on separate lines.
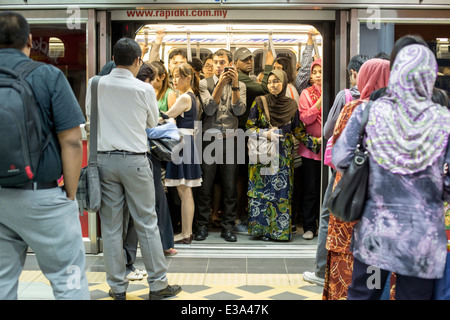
top-left (164, 248), bottom-right (178, 256)
top-left (174, 237), bottom-right (192, 244)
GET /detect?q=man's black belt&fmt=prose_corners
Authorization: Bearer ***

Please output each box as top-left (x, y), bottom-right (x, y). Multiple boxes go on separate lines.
top-left (3, 181), bottom-right (58, 190)
top-left (98, 150), bottom-right (147, 156)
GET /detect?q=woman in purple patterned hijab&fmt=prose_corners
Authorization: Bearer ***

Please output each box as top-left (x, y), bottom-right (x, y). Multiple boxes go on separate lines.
top-left (332, 44), bottom-right (450, 300)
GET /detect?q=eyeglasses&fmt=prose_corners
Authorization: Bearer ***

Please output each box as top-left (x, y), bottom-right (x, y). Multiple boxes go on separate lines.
top-left (268, 80), bottom-right (282, 85)
top-left (204, 64), bottom-right (213, 69)
top-left (138, 57), bottom-right (144, 66)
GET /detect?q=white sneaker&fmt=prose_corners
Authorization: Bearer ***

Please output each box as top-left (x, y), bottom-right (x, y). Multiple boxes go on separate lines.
top-left (134, 268), bottom-right (147, 276)
top-left (302, 271), bottom-right (325, 286)
top-left (302, 230), bottom-right (314, 240)
top-left (126, 271), bottom-right (144, 281)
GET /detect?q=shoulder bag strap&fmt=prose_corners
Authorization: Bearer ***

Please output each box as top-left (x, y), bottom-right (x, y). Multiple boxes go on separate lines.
top-left (89, 76), bottom-right (101, 166)
top-left (358, 101), bottom-right (372, 147)
top-left (260, 96), bottom-right (273, 129)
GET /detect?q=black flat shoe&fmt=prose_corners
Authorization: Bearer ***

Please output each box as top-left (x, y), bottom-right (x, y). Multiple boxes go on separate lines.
top-left (149, 284), bottom-right (182, 300)
top-left (194, 227), bottom-right (208, 241)
top-left (109, 289), bottom-right (126, 300)
top-left (221, 229), bottom-right (237, 242)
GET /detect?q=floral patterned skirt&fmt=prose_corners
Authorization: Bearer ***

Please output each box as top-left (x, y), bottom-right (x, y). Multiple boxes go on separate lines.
top-left (247, 141), bottom-right (293, 241)
top-left (248, 197), bottom-right (291, 241)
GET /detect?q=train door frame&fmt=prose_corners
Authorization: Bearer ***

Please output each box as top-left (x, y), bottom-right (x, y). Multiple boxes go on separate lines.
top-left (350, 8), bottom-right (450, 93)
top-left (9, 9), bottom-right (101, 254)
top-left (99, 8), bottom-right (347, 248)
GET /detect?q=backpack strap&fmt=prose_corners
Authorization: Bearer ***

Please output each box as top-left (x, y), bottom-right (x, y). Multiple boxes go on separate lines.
top-left (358, 101), bottom-right (373, 146)
top-left (14, 60), bottom-right (44, 80)
top-left (15, 60), bottom-right (53, 159)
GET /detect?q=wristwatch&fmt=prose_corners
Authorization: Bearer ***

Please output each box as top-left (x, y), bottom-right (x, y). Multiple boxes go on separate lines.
top-left (232, 86), bottom-right (239, 91)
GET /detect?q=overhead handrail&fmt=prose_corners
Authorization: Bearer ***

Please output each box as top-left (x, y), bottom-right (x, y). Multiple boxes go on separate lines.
top-left (186, 28), bottom-right (192, 62)
top-left (312, 34), bottom-right (321, 59)
top-left (268, 30), bottom-right (277, 58)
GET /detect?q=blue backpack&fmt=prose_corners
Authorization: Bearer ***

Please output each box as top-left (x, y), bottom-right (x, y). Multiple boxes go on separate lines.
top-left (0, 60), bottom-right (52, 186)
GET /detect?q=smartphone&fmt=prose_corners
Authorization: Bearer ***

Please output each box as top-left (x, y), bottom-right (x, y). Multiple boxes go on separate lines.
top-left (224, 67), bottom-right (231, 72)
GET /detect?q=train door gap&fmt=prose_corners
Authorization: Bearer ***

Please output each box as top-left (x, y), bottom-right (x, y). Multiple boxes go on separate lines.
top-left (112, 20), bottom-right (329, 251)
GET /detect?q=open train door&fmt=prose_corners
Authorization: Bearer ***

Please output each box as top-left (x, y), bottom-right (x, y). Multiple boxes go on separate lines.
top-left (94, 5), bottom-right (352, 253)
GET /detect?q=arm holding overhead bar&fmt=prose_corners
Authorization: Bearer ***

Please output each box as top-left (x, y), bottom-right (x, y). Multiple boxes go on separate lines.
top-left (294, 29), bottom-right (316, 95)
top-left (148, 28), bottom-right (166, 62)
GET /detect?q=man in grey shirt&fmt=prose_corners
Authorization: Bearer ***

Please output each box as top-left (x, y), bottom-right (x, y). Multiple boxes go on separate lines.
top-left (195, 49), bottom-right (246, 242)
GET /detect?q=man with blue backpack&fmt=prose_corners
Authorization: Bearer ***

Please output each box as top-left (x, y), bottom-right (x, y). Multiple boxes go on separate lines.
top-left (0, 11), bottom-right (90, 299)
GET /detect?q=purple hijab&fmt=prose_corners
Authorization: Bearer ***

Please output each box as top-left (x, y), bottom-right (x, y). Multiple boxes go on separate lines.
top-left (365, 44), bottom-right (450, 174)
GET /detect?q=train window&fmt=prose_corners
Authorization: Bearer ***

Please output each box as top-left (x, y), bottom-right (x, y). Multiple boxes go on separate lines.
top-left (29, 24), bottom-right (87, 113)
top-left (253, 48), bottom-right (298, 76)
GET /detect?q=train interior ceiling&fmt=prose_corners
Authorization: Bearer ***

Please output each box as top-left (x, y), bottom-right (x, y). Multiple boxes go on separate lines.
top-left (133, 23), bottom-right (323, 77)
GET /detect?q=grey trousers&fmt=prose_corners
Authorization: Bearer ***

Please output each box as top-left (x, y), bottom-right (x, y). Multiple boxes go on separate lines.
top-left (0, 187), bottom-right (90, 300)
top-left (98, 153), bottom-right (168, 293)
top-left (315, 170), bottom-right (336, 278)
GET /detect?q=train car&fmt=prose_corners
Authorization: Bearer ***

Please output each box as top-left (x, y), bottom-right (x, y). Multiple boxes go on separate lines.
top-left (1, 0), bottom-right (449, 255)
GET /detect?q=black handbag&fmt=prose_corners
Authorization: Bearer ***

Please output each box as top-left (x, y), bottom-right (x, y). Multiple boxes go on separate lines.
top-left (149, 136), bottom-right (183, 162)
top-left (327, 101), bottom-right (372, 222)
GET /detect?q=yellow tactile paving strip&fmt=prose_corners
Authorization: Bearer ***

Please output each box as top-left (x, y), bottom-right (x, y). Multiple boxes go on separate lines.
top-left (19, 271), bottom-right (323, 300)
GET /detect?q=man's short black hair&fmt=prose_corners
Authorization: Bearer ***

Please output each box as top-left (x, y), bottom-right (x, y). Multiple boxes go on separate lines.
top-left (169, 48), bottom-right (187, 61)
top-left (373, 51), bottom-right (390, 61)
top-left (113, 38), bottom-right (141, 66)
top-left (0, 11), bottom-right (30, 49)
top-left (189, 57), bottom-right (203, 73)
top-left (213, 49), bottom-right (233, 64)
top-left (347, 54), bottom-right (370, 73)
top-left (136, 63), bottom-right (156, 82)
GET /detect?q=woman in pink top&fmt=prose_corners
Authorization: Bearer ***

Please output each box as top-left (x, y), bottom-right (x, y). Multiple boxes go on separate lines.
top-left (297, 58), bottom-right (322, 240)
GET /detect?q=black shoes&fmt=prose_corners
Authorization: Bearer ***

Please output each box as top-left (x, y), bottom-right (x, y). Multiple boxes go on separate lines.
top-left (109, 289), bottom-right (126, 300)
top-left (195, 226), bottom-right (237, 242)
top-left (221, 229), bottom-right (237, 242)
top-left (149, 284), bottom-right (182, 300)
top-left (194, 227), bottom-right (208, 241)
top-left (109, 285), bottom-right (182, 300)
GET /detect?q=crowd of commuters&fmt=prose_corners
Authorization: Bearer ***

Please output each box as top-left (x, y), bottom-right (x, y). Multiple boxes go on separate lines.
top-left (1, 11), bottom-right (449, 301)
top-left (137, 27), bottom-right (324, 244)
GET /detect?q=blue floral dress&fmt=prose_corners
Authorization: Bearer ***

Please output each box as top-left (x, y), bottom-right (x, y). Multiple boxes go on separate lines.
top-left (246, 101), bottom-right (320, 241)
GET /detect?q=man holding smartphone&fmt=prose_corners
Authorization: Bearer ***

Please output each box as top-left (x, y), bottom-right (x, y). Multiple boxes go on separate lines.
top-left (195, 49), bottom-right (246, 242)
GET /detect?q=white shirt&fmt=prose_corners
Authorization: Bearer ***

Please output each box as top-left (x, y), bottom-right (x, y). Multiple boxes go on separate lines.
top-left (86, 68), bottom-right (159, 153)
